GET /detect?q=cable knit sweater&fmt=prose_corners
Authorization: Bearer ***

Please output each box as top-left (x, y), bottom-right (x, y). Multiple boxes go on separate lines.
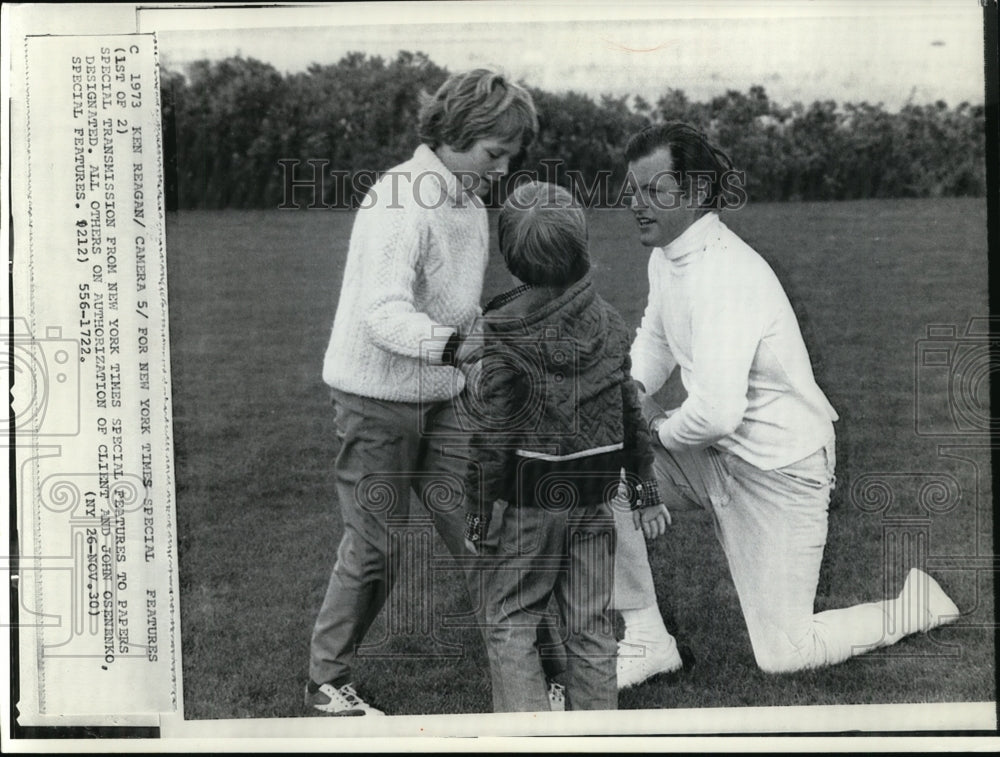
top-left (322, 145), bottom-right (489, 402)
top-left (631, 212), bottom-right (838, 470)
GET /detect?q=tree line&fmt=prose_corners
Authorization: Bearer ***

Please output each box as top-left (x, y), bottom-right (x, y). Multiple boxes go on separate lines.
top-left (160, 51), bottom-right (987, 210)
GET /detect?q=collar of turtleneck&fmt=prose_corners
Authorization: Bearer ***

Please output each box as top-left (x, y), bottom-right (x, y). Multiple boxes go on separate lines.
top-left (661, 211), bottom-right (720, 265)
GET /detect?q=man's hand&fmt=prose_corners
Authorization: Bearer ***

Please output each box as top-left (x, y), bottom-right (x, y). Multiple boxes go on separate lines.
top-left (642, 396), bottom-right (680, 447)
top-left (636, 384), bottom-right (663, 421)
top-left (632, 503), bottom-right (672, 540)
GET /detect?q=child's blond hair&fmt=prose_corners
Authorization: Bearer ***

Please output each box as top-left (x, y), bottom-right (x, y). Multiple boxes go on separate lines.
top-left (497, 181), bottom-right (590, 287)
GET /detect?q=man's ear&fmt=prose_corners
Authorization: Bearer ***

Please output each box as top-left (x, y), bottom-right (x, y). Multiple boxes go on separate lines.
top-left (686, 173), bottom-right (712, 210)
top-left (696, 185), bottom-right (710, 210)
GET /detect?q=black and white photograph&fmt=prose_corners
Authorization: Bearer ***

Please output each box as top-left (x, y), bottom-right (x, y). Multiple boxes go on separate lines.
top-left (4, 0), bottom-right (998, 748)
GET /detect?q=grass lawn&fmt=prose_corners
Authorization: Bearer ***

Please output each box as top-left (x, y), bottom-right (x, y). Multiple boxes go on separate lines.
top-left (166, 197), bottom-right (993, 721)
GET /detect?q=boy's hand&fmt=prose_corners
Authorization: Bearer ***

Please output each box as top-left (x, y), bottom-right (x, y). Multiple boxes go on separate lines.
top-left (630, 479), bottom-right (671, 540)
top-left (464, 537), bottom-right (480, 555)
top-left (455, 319), bottom-right (485, 366)
top-left (460, 358), bottom-right (483, 390)
top-left (633, 503), bottom-right (672, 540)
top-left (456, 338), bottom-right (483, 367)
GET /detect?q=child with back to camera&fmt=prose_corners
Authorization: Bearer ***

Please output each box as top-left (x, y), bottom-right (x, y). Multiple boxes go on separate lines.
top-left (462, 181), bottom-right (665, 712)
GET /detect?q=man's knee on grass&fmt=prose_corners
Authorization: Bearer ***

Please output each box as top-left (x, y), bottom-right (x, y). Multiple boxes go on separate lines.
top-left (750, 627), bottom-right (827, 674)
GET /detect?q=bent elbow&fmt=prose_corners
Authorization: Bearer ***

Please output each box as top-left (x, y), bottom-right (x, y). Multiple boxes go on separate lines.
top-left (705, 403), bottom-right (746, 438)
top-left (664, 397), bottom-right (747, 448)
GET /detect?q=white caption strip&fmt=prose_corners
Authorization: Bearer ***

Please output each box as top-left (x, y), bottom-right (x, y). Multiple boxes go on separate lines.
top-left (12, 33), bottom-right (179, 725)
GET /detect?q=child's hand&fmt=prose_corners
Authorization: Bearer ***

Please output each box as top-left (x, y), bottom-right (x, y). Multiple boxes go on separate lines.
top-left (632, 503), bottom-right (672, 540)
top-left (456, 338), bottom-right (482, 367)
top-left (455, 319), bottom-right (486, 366)
top-left (464, 537), bottom-right (480, 555)
top-left (460, 359), bottom-right (484, 393)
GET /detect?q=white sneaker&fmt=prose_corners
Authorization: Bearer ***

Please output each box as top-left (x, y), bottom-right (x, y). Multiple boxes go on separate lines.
top-left (903, 568), bottom-right (960, 632)
top-left (306, 682), bottom-right (386, 716)
top-left (616, 633), bottom-right (683, 689)
top-left (547, 680), bottom-right (566, 711)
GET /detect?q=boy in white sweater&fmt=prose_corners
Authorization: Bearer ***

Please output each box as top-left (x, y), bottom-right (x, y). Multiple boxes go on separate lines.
top-left (616, 122), bottom-right (960, 681)
top-left (306, 69), bottom-right (538, 715)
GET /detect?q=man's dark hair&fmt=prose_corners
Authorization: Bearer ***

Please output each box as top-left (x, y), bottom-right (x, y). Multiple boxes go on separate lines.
top-left (624, 122), bottom-right (736, 210)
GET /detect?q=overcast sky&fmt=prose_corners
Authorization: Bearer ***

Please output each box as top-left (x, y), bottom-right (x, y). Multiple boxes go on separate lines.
top-left (150, 1), bottom-right (986, 110)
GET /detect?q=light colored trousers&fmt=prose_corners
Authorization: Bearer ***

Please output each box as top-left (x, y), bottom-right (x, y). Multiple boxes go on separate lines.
top-left (614, 438), bottom-right (930, 673)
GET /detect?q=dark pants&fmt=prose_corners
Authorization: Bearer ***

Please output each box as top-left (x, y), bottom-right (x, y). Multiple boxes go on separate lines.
top-left (308, 390), bottom-right (562, 688)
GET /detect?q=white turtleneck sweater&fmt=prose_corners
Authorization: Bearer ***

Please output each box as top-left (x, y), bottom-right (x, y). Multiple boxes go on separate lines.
top-left (631, 212), bottom-right (838, 470)
top-left (322, 144), bottom-right (488, 402)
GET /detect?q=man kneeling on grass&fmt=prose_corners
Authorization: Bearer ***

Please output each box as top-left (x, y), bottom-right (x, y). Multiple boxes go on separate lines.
top-left (462, 181), bottom-right (665, 712)
top-left (613, 122), bottom-right (961, 682)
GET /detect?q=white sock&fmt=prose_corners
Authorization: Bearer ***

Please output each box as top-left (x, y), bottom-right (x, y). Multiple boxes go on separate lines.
top-left (620, 605), bottom-right (670, 640)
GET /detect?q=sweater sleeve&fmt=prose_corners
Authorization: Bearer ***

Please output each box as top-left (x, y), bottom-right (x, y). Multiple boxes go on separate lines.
top-left (361, 200), bottom-right (457, 364)
top-left (621, 350), bottom-right (655, 483)
top-left (656, 254), bottom-right (762, 450)
top-left (630, 251), bottom-right (678, 393)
